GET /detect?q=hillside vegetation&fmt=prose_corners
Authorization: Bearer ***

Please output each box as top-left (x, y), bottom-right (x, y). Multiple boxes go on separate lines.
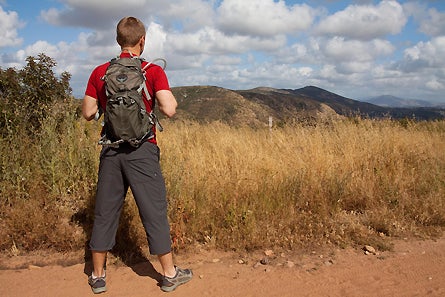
top-left (1, 55), bottom-right (445, 263)
top-left (171, 85), bottom-right (445, 126)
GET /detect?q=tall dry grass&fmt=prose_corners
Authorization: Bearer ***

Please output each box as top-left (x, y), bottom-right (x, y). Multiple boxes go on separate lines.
top-left (0, 100), bottom-right (100, 252)
top-left (1, 112), bottom-right (444, 257)
top-left (159, 119), bottom-right (445, 251)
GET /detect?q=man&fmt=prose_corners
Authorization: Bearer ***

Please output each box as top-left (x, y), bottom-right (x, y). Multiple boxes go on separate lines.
top-left (82, 16), bottom-right (192, 294)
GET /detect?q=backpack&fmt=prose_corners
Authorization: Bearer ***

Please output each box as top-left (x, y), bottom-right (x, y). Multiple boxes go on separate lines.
top-left (97, 56), bottom-right (165, 147)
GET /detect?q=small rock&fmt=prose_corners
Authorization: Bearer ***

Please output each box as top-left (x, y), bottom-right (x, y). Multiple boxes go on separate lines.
top-left (238, 259), bottom-right (245, 264)
top-left (212, 258), bottom-right (220, 263)
top-left (260, 257), bottom-right (269, 265)
top-left (28, 265), bottom-right (41, 270)
top-left (199, 275), bottom-right (204, 279)
top-left (286, 261), bottom-right (295, 268)
top-left (364, 245), bottom-right (376, 255)
top-left (264, 249), bottom-right (274, 256)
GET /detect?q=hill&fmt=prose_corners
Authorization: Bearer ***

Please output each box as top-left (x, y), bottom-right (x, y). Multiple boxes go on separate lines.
top-left (170, 85), bottom-right (445, 126)
top-left (364, 95), bottom-right (436, 108)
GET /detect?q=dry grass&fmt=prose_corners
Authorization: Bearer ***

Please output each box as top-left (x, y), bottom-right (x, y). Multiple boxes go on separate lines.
top-left (1, 113), bottom-right (444, 259)
top-left (159, 119), bottom-right (445, 251)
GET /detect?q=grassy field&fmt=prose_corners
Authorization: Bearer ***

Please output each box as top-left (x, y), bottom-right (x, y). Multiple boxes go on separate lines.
top-left (1, 103), bottom-right (444, 260)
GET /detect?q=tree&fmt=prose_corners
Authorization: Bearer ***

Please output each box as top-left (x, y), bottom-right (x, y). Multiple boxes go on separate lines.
top-left (0, 53), bottom-right (72, 136)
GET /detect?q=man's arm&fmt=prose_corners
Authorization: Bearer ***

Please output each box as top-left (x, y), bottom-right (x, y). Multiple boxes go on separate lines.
top-left (156, 90), bottom-right (177, 118)
top-left (82, 95), bottom-right (99, 121)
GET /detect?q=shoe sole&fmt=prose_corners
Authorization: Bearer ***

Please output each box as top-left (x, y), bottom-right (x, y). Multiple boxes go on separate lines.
top-left (161, 278), bottom-right (192, 292)
top-left (91, 286), bottom-right (107, 294)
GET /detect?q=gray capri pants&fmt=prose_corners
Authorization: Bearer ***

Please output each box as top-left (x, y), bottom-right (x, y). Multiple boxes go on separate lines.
top-left (89, 141), bottom-right (172, 255)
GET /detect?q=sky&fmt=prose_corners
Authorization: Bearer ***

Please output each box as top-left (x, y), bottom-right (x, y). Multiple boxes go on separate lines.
top-left (1, 0), bottom-right (445, 103)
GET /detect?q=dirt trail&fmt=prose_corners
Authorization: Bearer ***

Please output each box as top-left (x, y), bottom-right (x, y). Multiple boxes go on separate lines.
top-left (1, 237), bottom-right (444, 297)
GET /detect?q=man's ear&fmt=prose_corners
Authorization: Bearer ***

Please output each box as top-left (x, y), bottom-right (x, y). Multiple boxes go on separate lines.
top-left (139, 35), bottom-right (146, 54)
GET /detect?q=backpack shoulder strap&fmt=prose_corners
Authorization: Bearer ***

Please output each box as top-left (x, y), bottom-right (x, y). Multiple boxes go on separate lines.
top-left (141, 58), bottom-right (167, 132)
top-left (140, 58), bottom-right (167, 100)
top-left (142, 58), bottom-right (167, 71)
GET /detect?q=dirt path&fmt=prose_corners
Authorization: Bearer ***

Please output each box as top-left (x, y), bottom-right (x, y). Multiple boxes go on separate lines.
top-left (1, 237), bottom-right (444, 297)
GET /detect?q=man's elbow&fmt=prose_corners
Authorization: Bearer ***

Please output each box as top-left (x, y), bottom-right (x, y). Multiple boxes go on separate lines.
top-left (161, 107), bottom-right (176, 118)
top-left (82, 110), bottom-right (95, 121)
top-left (82, 106), bottom-right (97, 121)
top-left (160, 100), bottom-right (177, 118)
top-left (82, 95), bottom-right (99, 121)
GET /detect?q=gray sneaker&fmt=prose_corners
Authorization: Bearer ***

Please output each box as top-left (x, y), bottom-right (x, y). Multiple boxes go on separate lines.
top-left (88, 273), bottom-right (107, 294)
top-left (161, 266), bottom-right (193, 292)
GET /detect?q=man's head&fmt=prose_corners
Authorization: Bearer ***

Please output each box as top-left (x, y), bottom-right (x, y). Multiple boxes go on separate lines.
top-left (116, 17), bottom-right (146, 54)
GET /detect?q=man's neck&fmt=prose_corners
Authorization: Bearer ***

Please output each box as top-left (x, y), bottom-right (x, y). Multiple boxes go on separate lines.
top-left (121, 48), bottom-right (140, 56)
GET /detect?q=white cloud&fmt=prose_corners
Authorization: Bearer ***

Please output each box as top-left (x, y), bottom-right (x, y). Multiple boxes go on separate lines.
top-left (316, 1), bottom-right (407, 40)
top-left (159, 0), bottom-right (216, 31)
top-left (404, 2), bottom-right (445, 37)
top-left (426, 78), bottom-right (444, 91)
top-left (166, 26), bottom-right (287, 57)
top-left (40, 0), bottom-right (213, 32)
top-left (217, 0), bottom-right (315, 37)
top-left (323, 37), bottom-right (394, 62)
top-left (402, 36), bottom-right (445, 70)
top-left (337, 61), bottom-right (372, 74)
top-left (225, 62), bottom-right (305, 89)
top-left (0, 6), bottom-right (24, 47)
top-left (40, 0), bottom-right (165, 30)
top-left (298, 67), bottom-right (313, 77)
top-left (146, 22), bottom-right (167, 58)
top-left (22, 41), bottom-right (59, 58)
top-left (418, 8), bottom-right (445, 37)
top-left (274, 43), bottom-right (308, 64)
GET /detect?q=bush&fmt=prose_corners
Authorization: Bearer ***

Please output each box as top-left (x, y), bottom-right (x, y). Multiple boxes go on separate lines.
top-left (0, 54), bottom-right (96, 253)
top-left (0, 53), bottom-right (72, 136)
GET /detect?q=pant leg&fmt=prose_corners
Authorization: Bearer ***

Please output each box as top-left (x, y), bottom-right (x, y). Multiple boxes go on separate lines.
top-left (122, 142), bottom-right (172, 255)
top-left (89, 148), bottom-right (128, 251)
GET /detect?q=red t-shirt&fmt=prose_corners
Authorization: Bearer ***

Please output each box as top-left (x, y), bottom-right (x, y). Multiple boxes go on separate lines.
top-left (85, 52), bottom-right (170, 144)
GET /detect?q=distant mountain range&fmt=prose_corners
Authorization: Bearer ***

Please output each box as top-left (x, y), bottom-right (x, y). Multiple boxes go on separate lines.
top-left (363, 95), bottom-right (443, 108)
top-left (169, 85), bottom-right (445, 126)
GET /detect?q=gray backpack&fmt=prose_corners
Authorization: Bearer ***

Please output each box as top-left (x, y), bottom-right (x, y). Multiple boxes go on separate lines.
top-left (98, 56), bottom-right (165, 147)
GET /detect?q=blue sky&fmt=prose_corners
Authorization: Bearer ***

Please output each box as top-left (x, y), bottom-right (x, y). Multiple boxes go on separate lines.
top-left (1, 0), bottom-right (444, 103)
